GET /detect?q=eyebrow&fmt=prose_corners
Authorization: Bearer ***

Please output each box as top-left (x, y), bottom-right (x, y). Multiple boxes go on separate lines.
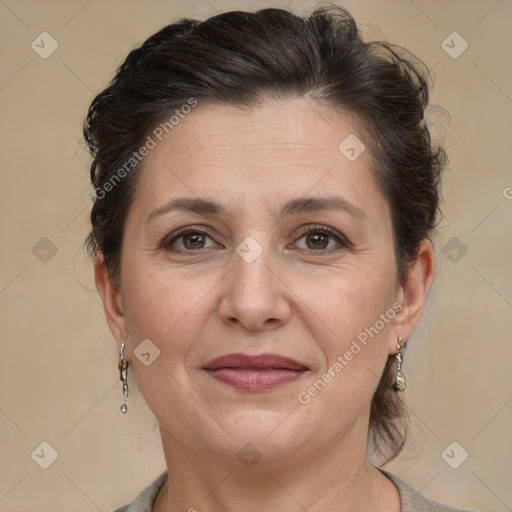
top-left (146, 196), bottom-right (367, 223)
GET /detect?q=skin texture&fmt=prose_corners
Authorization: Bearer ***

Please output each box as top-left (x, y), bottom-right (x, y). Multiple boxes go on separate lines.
top-left (95, 97), bottom-right (435, 512)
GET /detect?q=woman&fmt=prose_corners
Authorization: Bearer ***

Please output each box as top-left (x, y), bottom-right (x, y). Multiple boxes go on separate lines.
top-left (84, 5), bottom-right (474, 512)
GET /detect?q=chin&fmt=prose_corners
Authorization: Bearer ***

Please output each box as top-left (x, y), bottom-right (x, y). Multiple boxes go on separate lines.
top-left (215, 409), bottom-right (313, 463)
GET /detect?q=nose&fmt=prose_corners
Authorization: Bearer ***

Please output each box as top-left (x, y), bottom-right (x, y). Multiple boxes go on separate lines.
top-left (218, 243), bottom-right (292, 332)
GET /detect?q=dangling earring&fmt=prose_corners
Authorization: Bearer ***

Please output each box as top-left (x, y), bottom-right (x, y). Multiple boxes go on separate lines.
top-left (118, 342), bottom-right (129, 413)
top-left (394, 337), bottom-right (407, 392)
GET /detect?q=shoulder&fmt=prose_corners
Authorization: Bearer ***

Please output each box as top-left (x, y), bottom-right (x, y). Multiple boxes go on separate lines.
top-left (111, 471), bottom-right (168, 512)
top-left (379, 469), bottom-right (476, 512)
top-left (113, 468), bottom-right (476, 512)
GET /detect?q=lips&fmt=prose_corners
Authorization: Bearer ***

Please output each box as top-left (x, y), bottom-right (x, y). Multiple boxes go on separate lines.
top-left (203, 353), bottom-right (309, 392)
top-left (204, 353), bottom-right (309, 371)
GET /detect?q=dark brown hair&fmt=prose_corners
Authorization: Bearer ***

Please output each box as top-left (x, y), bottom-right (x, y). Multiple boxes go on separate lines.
top-left (83, 4), bottom-right (446, 462)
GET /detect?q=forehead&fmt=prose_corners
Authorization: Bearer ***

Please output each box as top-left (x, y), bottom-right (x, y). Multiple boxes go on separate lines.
top-left (148, 97), bottom-right (368, 167)
top-left (127, 97), bottom-right (388, 228)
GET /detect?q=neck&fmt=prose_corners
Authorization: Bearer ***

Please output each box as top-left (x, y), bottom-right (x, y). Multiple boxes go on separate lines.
top-left (153, 421), bottom-right (401, 512)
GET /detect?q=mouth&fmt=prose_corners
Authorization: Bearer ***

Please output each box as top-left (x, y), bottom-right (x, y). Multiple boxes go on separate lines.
top-left (203, 353), bottom-right (309, 392)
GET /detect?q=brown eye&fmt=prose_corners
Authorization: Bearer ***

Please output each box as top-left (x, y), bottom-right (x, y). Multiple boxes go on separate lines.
top-left (304, 232), bottom-right (330, 250)
top-left (293, 225), bottom-right (348, 253)
top-left (181, 232), bottom-right (207, 250)
top-left (162, 228), bottom-right (218, 252)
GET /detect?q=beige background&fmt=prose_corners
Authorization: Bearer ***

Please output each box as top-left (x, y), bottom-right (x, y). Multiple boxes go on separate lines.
top-left (1, 0), bottom-right (511, 510)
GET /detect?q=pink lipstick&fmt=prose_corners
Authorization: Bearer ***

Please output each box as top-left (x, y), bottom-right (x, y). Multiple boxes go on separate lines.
top-left (203, 353), bottom-right (309, 391)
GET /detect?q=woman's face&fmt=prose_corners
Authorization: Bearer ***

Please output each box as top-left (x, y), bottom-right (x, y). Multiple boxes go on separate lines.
top-left (97, 97), bottom-right (431, 466)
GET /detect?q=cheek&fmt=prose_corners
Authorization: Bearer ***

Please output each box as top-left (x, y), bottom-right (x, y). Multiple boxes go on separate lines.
top-left (313, 261), bottom-right (396, 343)
top-left (300, 284), bottom-right (395, 424)
top-left (305, 262), bottom-right (396, 402)
top-left (122, 268), bottom-right (208, 349)
top-left (122, 246), bottom-right (185, 320)
top-left (120, 266), bottom-right (210, 421)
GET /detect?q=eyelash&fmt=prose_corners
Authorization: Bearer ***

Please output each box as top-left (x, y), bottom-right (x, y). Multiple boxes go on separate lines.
top-left (161, 224), bottom-right (350, 254)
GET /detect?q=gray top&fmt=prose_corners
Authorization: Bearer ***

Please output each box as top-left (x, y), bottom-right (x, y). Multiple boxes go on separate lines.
top-left (112, 468), bottom-right (475, 512)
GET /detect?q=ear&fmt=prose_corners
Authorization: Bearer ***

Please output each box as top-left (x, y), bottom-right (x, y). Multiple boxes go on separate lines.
top-left (94, 253), bottom-right (128, 351)
top-left (390, 239), bottom-right (435, 354)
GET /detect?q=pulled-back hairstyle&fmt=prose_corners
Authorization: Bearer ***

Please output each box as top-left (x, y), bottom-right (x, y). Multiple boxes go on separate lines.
top-left (83, 4), bottom-right (446, 462)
